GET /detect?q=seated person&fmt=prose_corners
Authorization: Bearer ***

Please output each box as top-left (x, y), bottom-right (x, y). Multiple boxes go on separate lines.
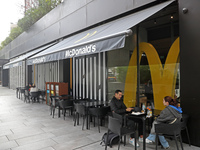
top-left (145, 96), bottom-right (182, 149)
top-left (110, 89), bottom-right (143, 147)
top-left (30, 84), bottom-right (39, 102)
top-left (30, 84), bottom-right (38, 92)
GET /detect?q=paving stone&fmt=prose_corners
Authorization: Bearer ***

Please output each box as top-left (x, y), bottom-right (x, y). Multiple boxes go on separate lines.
top-left (0, 140), bottom-right (18, 150)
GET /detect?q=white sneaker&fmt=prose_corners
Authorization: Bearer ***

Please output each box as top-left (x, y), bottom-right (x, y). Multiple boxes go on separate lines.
top-left (145, 138), bottom-right (153, 144)
top-left (129, 138), bottom-right (139, 147)
top-left (139, 137), bottom-right (143, 142)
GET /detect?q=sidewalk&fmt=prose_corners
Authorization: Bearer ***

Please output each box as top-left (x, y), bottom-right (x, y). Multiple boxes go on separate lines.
top-left (0, 86), bottom-right (199, 150)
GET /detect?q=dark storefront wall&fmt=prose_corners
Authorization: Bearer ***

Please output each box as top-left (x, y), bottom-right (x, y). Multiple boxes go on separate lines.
top-left (180, 0), bottom-right (200, 146)
top-left (2, 69), bottom-right (9, 87)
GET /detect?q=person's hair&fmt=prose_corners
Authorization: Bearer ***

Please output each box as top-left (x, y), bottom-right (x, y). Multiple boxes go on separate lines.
top-left (115, 89), bottom-right (122, 94)
top-left (164, 96), bottom-right (178, 107)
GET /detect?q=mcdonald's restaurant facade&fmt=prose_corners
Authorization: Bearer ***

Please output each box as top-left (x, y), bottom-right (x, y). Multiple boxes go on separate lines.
top-left (1, 0), bottom-right (200, 147)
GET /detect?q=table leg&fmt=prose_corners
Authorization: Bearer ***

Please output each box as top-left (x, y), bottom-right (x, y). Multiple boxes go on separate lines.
top-left (58, 106), bottom-right (61, 117)
top-left (86, 110), bottom-right (89, 129)
top-left (142, 117), bottom-right (146, 150)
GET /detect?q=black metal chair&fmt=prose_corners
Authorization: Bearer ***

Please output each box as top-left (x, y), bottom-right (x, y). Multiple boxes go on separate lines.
top-left (155, 121), bottom-right (183, 150)
top-left (59, 100), bottom-right (74, 120)
top-left (88, 106), bottom-right (110, 133)
top-left (181, 114), bottom-right (191, 146)
top-left (105, 116), bottom-right (137, 150)
top-left (39, 90), bottom-right (46, 103)
top-left (16, 87), bottom-right (20, 99)
top-left (24, 89), bottom-right (30, 103)
top-left (30, 91), bottom-right (39, 103)
top-left (74, 103), bottom-right (87, 130)
top-left (49, 96), bottom-right (60, 118)
top-left (20, 88), bottom-right (25, 100)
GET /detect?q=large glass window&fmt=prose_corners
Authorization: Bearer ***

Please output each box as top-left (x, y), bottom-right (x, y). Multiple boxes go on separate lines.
top-left (106, 48), bottom-right (130, 101)
top-left (106, 20), bottom-right (180, 110)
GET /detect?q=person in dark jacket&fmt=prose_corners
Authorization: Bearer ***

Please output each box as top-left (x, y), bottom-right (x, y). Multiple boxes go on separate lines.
top-left (110, 89), bottom-right (143, 147)
top-left (145, 96), bottom-right (182, 149)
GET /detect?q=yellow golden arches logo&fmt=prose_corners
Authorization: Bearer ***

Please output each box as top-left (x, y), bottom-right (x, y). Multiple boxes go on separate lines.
top-left (75, 31), bottom-right (97, 43)
top-left (124, 37), bottom-right (180, 110)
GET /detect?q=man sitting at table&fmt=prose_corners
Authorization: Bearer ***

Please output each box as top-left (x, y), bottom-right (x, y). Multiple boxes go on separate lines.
top-left (110, 89), bottom-right (143, 147)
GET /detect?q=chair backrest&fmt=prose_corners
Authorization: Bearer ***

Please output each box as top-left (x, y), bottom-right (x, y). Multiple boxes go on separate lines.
top-left (181, 114), bottom-right (189, 130)
top-left (25, 89), bottom-right (30, 96)
top-left (30, 91), bottom-right (39, 97)
top-left (74, 103), bottom-right (86, 115)
top-left (20, 88), bottom-right (25, 93)
top-left (59, 100), bottom-right (73, 108)
top-left (40, 91), bottom-right (46, 98)
top-left (155, 121), bottom-right (182, 136)
top-left (89, 106), bottom-right (110, 117)
top-left (108, 116), bottom-right (122, 135)
top-left (50, 96), bottom-right (60, 106)
top-left (112, 112), bottom-right (123, 124)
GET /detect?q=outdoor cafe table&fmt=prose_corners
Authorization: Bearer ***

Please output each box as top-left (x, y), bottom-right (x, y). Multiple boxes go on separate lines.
top-left (127, 112), bottom-right (147, 150)
top-left (73, 99), bottom-right (110, 129)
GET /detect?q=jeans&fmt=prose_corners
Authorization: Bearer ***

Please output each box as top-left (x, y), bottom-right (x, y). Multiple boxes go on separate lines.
top-left (147, 133), bottom-right (169, 148)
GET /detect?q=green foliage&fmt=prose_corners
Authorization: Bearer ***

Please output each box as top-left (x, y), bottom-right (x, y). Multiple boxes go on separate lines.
top-left (10, 26), bottom-right (23, 40)
top-left (18, 0), bottom-right (60, 31)
top-left (0, 0), bottom-right (61, 50)
top-left (1, 37), bottom-right (12, 48)
top-left (140, 65), bottom-right (151, 84)
top-left (116, 66), bottom-right (128, 82)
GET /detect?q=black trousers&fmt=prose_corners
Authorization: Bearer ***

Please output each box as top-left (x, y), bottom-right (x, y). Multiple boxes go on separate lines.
top-left (127, 118), bottom-right (143, 138)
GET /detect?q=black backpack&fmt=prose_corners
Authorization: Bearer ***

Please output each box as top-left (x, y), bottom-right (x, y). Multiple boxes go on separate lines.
top-left (100, 132), bottom-right (120, 148)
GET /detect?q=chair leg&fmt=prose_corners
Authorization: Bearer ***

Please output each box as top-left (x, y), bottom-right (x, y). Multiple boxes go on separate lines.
top-left (124, 135), bottom-right (126, 146)
top-left (156, 134), bottom-right (158, 150)
top-left (50, 105), bottom-right (52, 115)
top-left (63, 109), bottom-right (66, 120)
top-left (118, 136), bottom-right (121, 150)
top-left (94, 116), bottom-right (95, 127)
top-left (179, 134), bottom-right (184, 150)
top-left (174, 134), bottom-right (179, 150)
top-left (77, 113), bottom-right (79, 125)
top-left (97, 116), bottom-right (100, 133)
top-left (185, 127), bottom-right (191, 146)
top-left (82, 116), bottom-right (85, 130)
top-left (52, 107), bottom-right (55, 118)
top-left (74, 113), bottom-right (77, 126)
top-left (24, 97), bottom-right (26, 103)
top-left (105, 130), bottom-right (110, 150)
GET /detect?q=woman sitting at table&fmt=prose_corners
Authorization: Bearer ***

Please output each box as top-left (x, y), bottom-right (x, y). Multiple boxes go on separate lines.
top-left (145, 96), bottom-right (182, 149)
